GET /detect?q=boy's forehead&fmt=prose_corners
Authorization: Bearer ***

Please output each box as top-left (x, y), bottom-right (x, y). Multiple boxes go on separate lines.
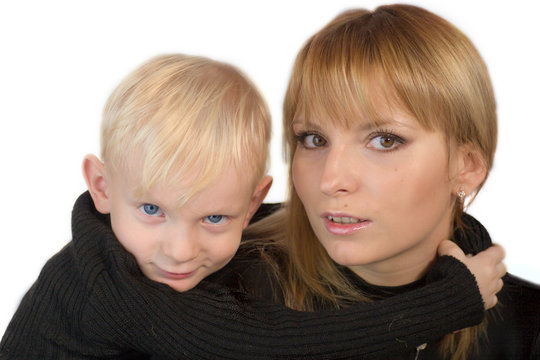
top-left (126, 161), bottom-right (256, 209)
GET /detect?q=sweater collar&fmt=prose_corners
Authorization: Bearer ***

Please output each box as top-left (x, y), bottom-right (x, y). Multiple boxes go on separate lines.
top-left (70, 191), bottom-right (143, 279)
top-left (454, 213), bottom-right (493, 255)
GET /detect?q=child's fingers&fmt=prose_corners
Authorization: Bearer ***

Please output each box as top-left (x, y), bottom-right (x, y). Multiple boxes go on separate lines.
top-left (479, 243), bottom-right (505, 264)
top-left (485, 292), bottom-right (498, 309)
top-left (496, 262), bottom-right (507, 278)
top-left (497, 278), bottom-right (504, 292)
top-left (484, 277), bottom-right (504, 310)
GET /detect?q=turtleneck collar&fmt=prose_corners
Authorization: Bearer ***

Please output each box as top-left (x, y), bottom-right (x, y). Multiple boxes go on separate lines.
top-left (70, 191), bottom-right (143, 280)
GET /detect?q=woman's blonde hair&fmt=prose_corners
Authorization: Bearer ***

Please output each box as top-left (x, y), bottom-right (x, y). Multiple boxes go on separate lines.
top-left (249, 4), bottom-right (497, 360)
top-left (101, 54), bottom-right (270, 203)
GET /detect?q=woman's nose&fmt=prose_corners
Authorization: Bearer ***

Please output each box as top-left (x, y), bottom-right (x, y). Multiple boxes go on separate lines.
top-left (319, 146), bottom-right (359, 197)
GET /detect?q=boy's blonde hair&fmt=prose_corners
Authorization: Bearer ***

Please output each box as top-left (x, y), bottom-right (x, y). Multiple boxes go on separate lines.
top-left (101, 54), bottom-right (270, 202)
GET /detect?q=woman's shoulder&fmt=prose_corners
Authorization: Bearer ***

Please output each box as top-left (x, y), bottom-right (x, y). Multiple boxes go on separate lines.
top-left (478, 273), bottom-right (540, 359)
top-left (499, 273), bottom-right (540, 316)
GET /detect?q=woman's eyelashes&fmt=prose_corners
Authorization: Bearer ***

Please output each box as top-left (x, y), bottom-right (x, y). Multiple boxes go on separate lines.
top-left (139, 203), bottom-right (164, 217)
top-left (203, 215), bottom-right (228, 225)
top-left (294, 129), bottom-right (406, 152)
top-left (294, 132), bottom-right (327, 149)
top-left (366, 130), bottom-right (406, 152)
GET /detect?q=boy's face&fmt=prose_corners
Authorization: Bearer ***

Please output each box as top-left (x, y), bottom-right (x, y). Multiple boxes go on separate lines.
top-left (104, 165), bottom-right (268, 292)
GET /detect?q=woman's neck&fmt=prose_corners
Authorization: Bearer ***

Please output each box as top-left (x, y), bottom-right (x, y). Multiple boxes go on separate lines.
top-left (346, 230), bottom-right (448, 287)
top-left (348, 252), bottom-right (438, 287)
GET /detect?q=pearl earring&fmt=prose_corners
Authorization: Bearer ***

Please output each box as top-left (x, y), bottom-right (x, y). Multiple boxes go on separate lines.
top-left (457, 190), bottom-right (466, 202)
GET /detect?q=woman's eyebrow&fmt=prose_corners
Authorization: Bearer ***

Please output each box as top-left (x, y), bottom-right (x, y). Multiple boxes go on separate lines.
top-left (292, 116), bottom-right (415, 133)
top-left (360, 117), bottom-right (415, 131)
top-left (291, 120), bottom-right (324, 131)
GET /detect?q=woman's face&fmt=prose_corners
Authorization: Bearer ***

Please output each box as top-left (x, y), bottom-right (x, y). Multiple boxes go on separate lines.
top-left (292, 99), bottom-right (459, 286)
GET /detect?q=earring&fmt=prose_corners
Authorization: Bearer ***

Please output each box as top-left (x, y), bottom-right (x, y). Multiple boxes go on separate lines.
top-left (457, 189), bottom-right (466, 202)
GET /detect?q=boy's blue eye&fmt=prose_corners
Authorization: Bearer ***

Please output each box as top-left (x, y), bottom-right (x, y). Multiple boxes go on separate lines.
top-left (140, 203), bottom-right (162, 216)
top-left (203, 215), bottom-right (227, 225)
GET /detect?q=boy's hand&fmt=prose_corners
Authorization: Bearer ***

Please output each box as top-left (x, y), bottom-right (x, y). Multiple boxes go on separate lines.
top-left (438, 240), bottom-right (506, 310)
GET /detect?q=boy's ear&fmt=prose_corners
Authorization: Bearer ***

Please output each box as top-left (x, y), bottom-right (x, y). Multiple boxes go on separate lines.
top-left (243, 175), bottom-right (273, 229)
top-left (453, 145), bottom-right (487, 197)
top-left (82, 154), bottom-right (111, 214)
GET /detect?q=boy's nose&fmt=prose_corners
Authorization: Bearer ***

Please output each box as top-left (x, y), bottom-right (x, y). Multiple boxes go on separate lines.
top-left (161, 228), bottom-right (200, 263)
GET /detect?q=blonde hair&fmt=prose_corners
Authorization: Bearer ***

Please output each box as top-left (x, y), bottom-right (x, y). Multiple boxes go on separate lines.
top-left (101, 54), bottom-right (270, 203)
top-left (249, 4), bottom-right (497, 360)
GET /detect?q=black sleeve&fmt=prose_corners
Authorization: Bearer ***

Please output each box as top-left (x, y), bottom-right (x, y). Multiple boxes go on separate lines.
top-left (86, 254), bottom-right (484, 359)
top-left (0, 248), bottom-right (484, 359)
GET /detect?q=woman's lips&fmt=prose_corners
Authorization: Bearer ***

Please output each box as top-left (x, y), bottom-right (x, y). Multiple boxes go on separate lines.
top-left (322, 213), bottom-right (372, 235)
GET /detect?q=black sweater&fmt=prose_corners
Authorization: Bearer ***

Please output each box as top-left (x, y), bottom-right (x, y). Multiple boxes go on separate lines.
top-left (1, 192), bottom-right (485, 359)
top-left (222, 211), bottom-right (540, 359)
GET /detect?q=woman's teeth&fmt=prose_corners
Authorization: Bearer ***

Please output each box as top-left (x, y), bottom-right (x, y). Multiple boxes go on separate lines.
top-left (327, 216), bottom-right (362, 224)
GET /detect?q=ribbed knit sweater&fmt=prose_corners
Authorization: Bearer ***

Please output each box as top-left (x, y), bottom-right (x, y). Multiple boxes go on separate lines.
top-left (0, 192), bottom-right (484, 359)
top-left (220, 211), bottom-right (540, 359)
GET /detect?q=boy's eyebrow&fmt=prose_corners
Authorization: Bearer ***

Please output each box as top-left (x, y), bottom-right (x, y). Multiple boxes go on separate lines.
top-left (129, 190), bottom-right (163, 206)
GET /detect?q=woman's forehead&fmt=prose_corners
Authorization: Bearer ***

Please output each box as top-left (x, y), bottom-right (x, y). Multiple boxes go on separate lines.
top-left (294, 88), bottom-right (416, 129)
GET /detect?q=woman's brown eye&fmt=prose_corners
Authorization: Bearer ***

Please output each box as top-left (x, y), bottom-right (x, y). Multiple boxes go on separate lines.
top-left (379, 136), bottom-right (395, 148)
top-left (295, 132), bottom-right (328, 148)
top-left (367, 133), bottom-right (404, 151)
top-left (312, 135), bottom-right (326, 147)
top-left (302, 134), bottom-right (327, 148)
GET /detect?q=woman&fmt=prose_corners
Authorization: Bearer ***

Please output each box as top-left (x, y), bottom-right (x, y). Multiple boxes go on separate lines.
top-left (233, 4), bottom-right (539, 359)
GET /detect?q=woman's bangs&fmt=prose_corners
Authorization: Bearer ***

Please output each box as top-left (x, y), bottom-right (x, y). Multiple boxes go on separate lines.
top-left (294, 68), bottom-right (410, 132)
top-left (293, 41), bottom-right (378, 129)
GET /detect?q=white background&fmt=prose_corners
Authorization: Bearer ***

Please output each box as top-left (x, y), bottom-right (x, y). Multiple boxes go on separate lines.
top-left (1, 0), bottom-right (539, 337)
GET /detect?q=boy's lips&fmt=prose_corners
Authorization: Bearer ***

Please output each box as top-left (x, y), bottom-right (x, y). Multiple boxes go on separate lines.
top-left (322, 212), bottom-right (372, 235)
top-left (154, 264), bottom-right (196, 280)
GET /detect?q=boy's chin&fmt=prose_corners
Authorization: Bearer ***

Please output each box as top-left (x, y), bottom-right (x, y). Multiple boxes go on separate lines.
top-left (158, 276), bottom-right (202, 293)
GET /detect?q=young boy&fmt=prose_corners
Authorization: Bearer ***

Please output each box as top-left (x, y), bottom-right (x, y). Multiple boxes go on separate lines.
top-left (1, 54), bottom-right (504, 359)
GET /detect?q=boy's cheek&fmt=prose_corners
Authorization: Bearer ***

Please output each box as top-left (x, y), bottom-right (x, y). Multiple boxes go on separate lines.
top-left (113, 222), bottom-right (153, 261)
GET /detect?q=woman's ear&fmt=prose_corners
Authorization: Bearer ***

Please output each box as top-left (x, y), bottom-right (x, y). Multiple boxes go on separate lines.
top-left (453, 145), bottom-right (488, 197)
top-left (82, 154), bottom-right (111, 214)
top-left (243, 175), bottom-right (273, 229)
